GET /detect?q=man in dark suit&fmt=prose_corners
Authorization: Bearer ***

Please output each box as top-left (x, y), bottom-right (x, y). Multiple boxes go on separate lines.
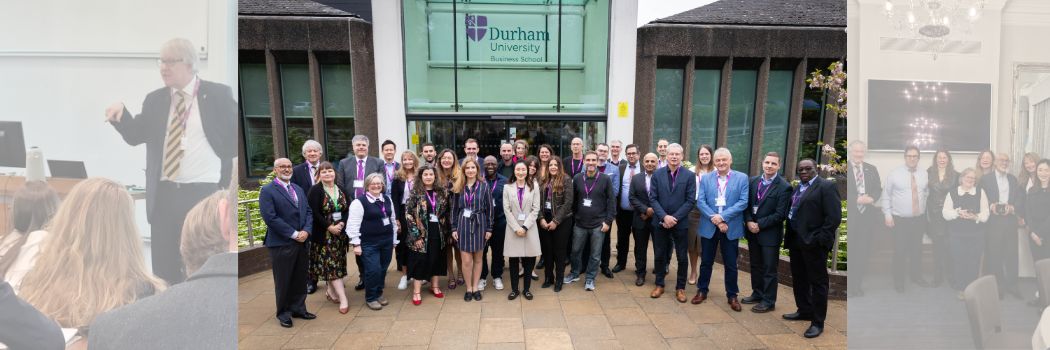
top-left (981, 152), bottom-right (1026, 298)
top-left (290, 139), bottom-right (323, 294)
top-left (338, 135), bottom-right (383, 290)
top-left (742, 152), bottom-right (792, 313)
top-left (846, 141), bottom-right (882, 297)
top-left (461, 138), bottom-right (483, 165)
top-left (648, 143), bottom-right (697, 302)
top-left (613, 144), bottom-right (640, 274)
top-left (629, 152), bottom-right (659, 286)
top-left (782, 159), bottom-right (842, 338)
top-left (105, 38), bottom-right (235, 285)
top-left (0, 281), bottom-right (64, 350)
top-left (89, 190), bottom-right (237, 349)
top-left (259, 158), bottom-right (316, 328)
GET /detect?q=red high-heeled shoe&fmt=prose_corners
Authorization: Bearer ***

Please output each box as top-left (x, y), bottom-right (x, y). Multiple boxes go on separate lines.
top-left (431, 287), bottom-right (444, 298)
top-left (412, 293), bottom-right (422, 306)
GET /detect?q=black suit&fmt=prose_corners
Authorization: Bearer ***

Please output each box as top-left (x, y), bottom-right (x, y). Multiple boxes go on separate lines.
top-left (88, 253), bottom-right (236, 350)
top-left (628, 172), bottom-right (655, 278)
top-left (337, 155), bottom-right (384, 201)
top-left (259, 180), bottom-right (313, 322)
top-left (786, 177), bottom-right (841, 327)
top-left (846, 162), bottom-right (882, 292)
top-left (0, 281), bottom-right (64, 350)
top-left (743, 175), bottom-right (792, 307)
top-left (290, 162), bottom-right (318, 195)
top-left (980, 171), bottom-right (1025, 293)
top-left (110, 78), bottom-right (235, 285)
top-left (614, 161), bottom-right (640, 269)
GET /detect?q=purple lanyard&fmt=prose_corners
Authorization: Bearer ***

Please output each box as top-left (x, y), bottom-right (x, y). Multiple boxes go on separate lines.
top-left (756, 179), bottom-right (773, 202)
top-left (406, 179), bottom-right (414, 193)
top-left (792, 183), bottom-right (810, 206)
top-left (546, 183), bottom-right (552, 200)
top-left (369, 194), bottom-right (387, 216)
top-left (572, 158), bottom-right (583, 174)
top-left (490, 179), bottom-right (499, 194)
top-left (583, 174), bottom-right (599, 198)
top-left (426, 190), bottom-right (437, 209)
top-left (517, 186), bottom-right (525, 211)
top-left (464, 182), bottom-right (480, 207)
top-left (386, 163), bottom-right (395, 182)
top-left (669, 167), bottom-right (680, 191)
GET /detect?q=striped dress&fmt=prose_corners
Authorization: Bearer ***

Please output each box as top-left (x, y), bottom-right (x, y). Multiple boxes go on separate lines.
top-left (451, 179), bottom-right (494, 253)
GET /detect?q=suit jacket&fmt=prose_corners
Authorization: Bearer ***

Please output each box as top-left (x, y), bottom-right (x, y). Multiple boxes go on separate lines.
top-left (697, 170), bottom-right (750, 240)
top-left (391, 177), bottom-right (410, 240)
top-left (787, 177), bottom-right (842, 250)
top-left (502, 183), bottom-right (542, 257)
top-left (290, 162), bottom-right (318, 195)
top-left (381, 161), bottom-right (401, 195)
top-left (111, 79), bottom-right (236, 222)
top-left (88, 253), bottom-right (236, 350)
top-left (337, 156), bottom-right (383, 201)
top-left (979, 171), bottom-right (1025, 215)
top-left (541, 176), bottom-right (574, 225)
top-left (629, 172), bottom-right (655, 230)
top-left (259, 180), bottom-right (313, 247)
top-left (846, 162), bottom-right (882, 217)
top-left (649, 166), bottom-right (697, 229)
top-left (0, 281), bottom-right (64, 350)
top-left (743, 175), bottom-right (792, 246)
top-left (563, 155), bottom-right (585, 177)
top-left (306, 183), bottom-right (350, 244)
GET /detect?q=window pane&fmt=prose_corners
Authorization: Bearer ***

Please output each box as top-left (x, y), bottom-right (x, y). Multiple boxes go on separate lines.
top-left (798, 60), bottom-right (832, 162)
top-left (727, 69), bottom-right (757, 173)
top-left (653, 68), bottom-right (684, 149)
top-left (239, 63), bottom-right (273, 177)
top-left (403, 0), bottom-right (455, 112)
top-left (407, 119), bottom-right (604, 159)
top-left (761, 70), bottom-right (794, 168)
top-left (280, 64), bottom-right (314, 164)
top-left (690, 69), bottom-right (720, 154)
top-left (557, 0), bottom-right (609, 113)
top-left (321, 64), bottom-right (355, 162)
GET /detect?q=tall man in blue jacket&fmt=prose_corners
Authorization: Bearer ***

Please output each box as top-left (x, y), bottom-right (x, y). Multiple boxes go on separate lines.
top-left (694, 148), bottom-right (750, 312)
top-left (648, 143), bottom-right (696, 302)
top-left (259, 158), bottom-right (316, 328)
top-left (742, 152), bottom-right (792, 313)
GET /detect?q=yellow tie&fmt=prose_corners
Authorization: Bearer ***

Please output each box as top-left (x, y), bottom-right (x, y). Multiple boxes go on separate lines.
top-left (162, 91), bottom-right (189, 181)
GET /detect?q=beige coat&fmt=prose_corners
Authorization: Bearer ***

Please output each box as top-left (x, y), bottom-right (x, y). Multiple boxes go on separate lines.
top-left (502, 182), bottom-right (542, 257)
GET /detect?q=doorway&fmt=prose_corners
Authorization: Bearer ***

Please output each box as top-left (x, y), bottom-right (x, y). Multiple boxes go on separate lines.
top-left (406, 119), bottom-right (607, 159)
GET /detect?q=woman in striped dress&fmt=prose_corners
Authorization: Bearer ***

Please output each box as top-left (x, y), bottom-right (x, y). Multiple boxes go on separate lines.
top-left (451, 158), bottom-right (494, 301)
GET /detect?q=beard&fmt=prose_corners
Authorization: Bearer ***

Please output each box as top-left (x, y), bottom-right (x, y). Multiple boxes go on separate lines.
top-left (279, 174), bottom-right (292, 181)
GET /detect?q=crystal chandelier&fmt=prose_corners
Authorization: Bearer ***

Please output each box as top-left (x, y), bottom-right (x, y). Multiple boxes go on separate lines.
top-left (883, 0), bottom-right (986, 59)
top-left (902, 81), bottom-right (950, 103)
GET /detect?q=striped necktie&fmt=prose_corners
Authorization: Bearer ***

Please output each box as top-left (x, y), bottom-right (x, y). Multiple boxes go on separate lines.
top-left (162, 91), bottom-right (189, 181)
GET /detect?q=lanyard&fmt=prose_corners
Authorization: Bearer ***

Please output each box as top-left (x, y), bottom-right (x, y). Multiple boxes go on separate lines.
top-left (517, 186), bottom-right (525, 211)
top-left (464, 181), bottom-right (480, 207)
top-left (172, 78), bottom-right (201, 125)
top-left (572, 158), bottom-right (583, 174)
top-left (583, 174), bottom-right (599, 197)
top-left (793, 183), bottom-right (810, 206)
top-left (324, 185), bottom-right (341, 211)
top-left (426, 190), bottom-right (437, 209)
top-left (756, 178), bottom-right (774, 202)
top-left (717, 173), bottom-right (730, 198)
top-left (490, 178), bottom-right (499, 194)
top-left (368, 194), bottom-right (387, 216)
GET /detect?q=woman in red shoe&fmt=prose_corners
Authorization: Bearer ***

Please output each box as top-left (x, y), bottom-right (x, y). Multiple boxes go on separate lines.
top-left (404, 165), bottom-right (449, 305)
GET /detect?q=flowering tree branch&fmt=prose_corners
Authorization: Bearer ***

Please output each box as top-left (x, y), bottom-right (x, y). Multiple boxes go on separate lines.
top-left (807, 61), bottom-right (847, 176)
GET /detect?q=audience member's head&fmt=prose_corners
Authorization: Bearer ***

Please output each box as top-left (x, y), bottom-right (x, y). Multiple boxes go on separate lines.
top-left (180, 190), bottom-right (236, 276)
top-left (0, 181), bottom-right (59, 276)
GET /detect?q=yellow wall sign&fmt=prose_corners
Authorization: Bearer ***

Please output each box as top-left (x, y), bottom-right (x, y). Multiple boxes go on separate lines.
top-left (411, 133), bottom-right (420, 145)
top-left (617, 101), bottom-right (629, 118)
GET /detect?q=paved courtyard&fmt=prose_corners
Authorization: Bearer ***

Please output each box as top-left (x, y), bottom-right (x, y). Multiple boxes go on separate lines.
top-left (239, 239), bottom-right (848, 350)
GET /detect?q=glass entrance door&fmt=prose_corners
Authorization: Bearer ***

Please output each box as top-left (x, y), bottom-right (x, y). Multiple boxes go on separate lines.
top-left (407, 119), bottom-right (606, 159)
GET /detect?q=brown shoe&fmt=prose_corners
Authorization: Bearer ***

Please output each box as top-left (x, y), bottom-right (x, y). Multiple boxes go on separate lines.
top-left (676, 289), bottom-right (687, 303)
top-left (690, 292), bottom-right (707, 305)
top-left (728, 297), bottom-right (742, 312)
top-left (650, 286), bottom-right (665, 298)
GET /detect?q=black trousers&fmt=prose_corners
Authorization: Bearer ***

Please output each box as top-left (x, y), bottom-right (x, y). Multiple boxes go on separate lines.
top-left (927, 218), bottom-right (952, 283)
top-left (481, 218), bottom-right (507, 279)
top-left (788, 238), bottom-right (830, 327)
top-left (652, 224), bottom-right (689, 289)
top-left (985, 214), bottom-right (1020, 292)
top-left (849, 207), bottom-right (878, 291)
top-left (270, 242), bottom-right (309, 319)
top-left (746, 238), bottom-right (781, 307)
top-left (614, 208), bottom-right (634, 268)
top-left (892, 215), bottom-right (926, 289)
top-left (152, 181), bottom-right (217, 285)
top-left (509, 257), bottom-right (537, 292)
top-left (632, 215), bottom-right (653, 277)
top-left (540, 221), bottom-right (571, 284)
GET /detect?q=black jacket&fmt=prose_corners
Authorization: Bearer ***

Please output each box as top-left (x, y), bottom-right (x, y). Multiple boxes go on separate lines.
top-left (787, 177), bottom-right (842, 250)
top-left (846, 162), bottom-right (882, 216)
top-left (744, 175), bottom-right (793, 247)
top-left (307, 183), bottom-right (350, 244)
top-left (0, 281), bottom-right (63, 350)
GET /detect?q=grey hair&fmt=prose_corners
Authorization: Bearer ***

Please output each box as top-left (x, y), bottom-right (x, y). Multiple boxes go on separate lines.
top-left (301, 140), bottom-right (322, 156)
top-left (352, 135), bottom-right (370, 145)
top-left (714, 147), bottom-right (732, 159)
top-left (273, 158), bottom-right (291, 167)
top-left (610, 140), bottom-right (622, 146)
top-left (849, 140), bottom-right (867, 150)
top-left (667, 143), bottom-right (684, 153)
top-left (161, 38), bottom-right (199, 73)
top-left (364, 173), bottom-right (386, 192)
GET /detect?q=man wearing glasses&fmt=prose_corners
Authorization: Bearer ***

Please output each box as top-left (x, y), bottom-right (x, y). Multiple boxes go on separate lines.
top-left (104, 38), bottom-right (236, 285)
top-left (881, 145), bottom-right (930, 293)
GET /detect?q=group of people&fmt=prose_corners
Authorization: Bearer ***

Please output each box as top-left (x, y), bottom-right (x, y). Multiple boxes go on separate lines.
top-left (263, 135), bottom-right (842, 338)
top-left (848, 141), bottom-right (1050, 303)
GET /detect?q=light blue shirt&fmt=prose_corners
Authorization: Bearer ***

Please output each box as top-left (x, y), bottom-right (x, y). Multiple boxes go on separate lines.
top-left (600, 160), bottom-right (621, 200)
top-left (881, 166), bottom-right (929, 218)
top-left (620, 161), bottom-right (640, 210)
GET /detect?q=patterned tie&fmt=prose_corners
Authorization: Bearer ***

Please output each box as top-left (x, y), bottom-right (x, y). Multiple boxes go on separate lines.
top-left (356, 159), bottom-right (365, 198)
top-left (285, 183), bottom-right (298, 206)
top-left (855, 164), bottom-right (865, 213)
top-left (910, 170), bottom-right (920, 216)
top-left (162, 91), bottom-right (189, 181)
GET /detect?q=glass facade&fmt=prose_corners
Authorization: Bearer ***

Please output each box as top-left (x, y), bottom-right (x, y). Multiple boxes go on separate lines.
top-left (653, 68), bottom-right (684, 149)
top-left (761, 69), bottom-right (794, 165)
top-left (280, 64), bottom-right (314, 165)
top-left (321, 64), bottom-right (355, 162)
top-left (402, 0), bottom-right (609, 114)
top-left (239, 63), bottom-right (273, 178)
top-left (690, 69), bottom-right (720, 155)
top-left (727, 69), bottom-right (757, 173)
top-left (407, 119), bottom-right (605, 159)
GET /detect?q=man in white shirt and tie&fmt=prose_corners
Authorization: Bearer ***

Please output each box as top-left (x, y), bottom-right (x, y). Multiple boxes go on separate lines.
top-left (846, 141), bottom-right (881, 297)
top-left (613, 144), bottom-right (640, 273)
top-left (882, 145), bottom-right (930, 293)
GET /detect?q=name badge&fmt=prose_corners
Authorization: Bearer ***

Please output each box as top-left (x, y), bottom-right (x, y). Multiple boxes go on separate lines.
top-left (518, 213), bottom-right (527, 221)
top-left (382, 217), bottom-right (391, 226)
top-left (752, 206), bottom-right (758, 215)
top-left (332, 212), bottom-right (342, 221)
top-left (493, 199), bottom-right (496, 207)
top-left (463, 209), bottom-right (473, 218)
top-left (353, 180), bottom-right (364, 188)
top-left (429, 214), bottom-right (439, 222)
top-left (583, 199), bottom-right (593, 207)
top-left (545, 201), bottom-right (552, 209)
top-left (788, 212), bottom-right (793, 220)
top-left (716, 197), bottom-right (726, 207)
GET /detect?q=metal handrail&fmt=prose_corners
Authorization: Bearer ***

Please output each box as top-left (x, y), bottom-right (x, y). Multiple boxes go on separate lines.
top-left (830, 214), bottom-right (847, 272)
top-left (239, 198), bottom-right (261, 248)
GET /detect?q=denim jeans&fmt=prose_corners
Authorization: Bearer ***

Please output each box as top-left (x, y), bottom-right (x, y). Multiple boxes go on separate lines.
top-left (571, 225), bottom-right (605, 281)
top-left (360, 237), bottom-right (393, 302)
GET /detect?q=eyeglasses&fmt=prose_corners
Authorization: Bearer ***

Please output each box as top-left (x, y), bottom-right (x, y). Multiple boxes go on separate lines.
top-left (157, 58), bottom-right (185, 67)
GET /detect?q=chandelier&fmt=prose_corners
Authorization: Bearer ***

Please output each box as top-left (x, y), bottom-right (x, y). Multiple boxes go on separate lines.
top-left (883, 0), bottom-right (986, 59)
top-left (908, 116), bottom-right (940, 148)
top-left (902, 81), bottom-right (950, 103)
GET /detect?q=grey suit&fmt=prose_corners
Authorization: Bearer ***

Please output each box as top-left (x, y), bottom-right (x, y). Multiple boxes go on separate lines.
top-left (338, 155), bottom-right (384, 201)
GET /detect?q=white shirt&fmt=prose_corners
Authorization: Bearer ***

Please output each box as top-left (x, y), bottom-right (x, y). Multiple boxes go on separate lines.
top-left (345, 193), bottom-right (399, 246)
top-left (995, 170), bottom-right (1010, 203)
top-left (166, 75), bottom-right (222, 184)
top-left (621, 162), bottom-right (639, 210)
top-left (942, 187), bottom-right (990, 223)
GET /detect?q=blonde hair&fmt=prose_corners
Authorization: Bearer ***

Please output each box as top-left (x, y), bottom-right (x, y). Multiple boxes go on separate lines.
top-left (397, 150), bottom-right (420, 181)
top-left (437, 149), bottom-right (464, 193)
top-left (180, 190), bottom-right (232, 276)
top-left (454, 158), bottom-right (482, 193)
top-left (19, 178), bottom-right (166, 328)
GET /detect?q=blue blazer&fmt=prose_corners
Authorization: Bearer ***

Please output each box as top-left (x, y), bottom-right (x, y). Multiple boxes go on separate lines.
top-left (648, 166), bottom-right (697, 229)
top-left (697, 170), bottom-right (750, 240)
top-left (260, 180), bottom-right (313, 247)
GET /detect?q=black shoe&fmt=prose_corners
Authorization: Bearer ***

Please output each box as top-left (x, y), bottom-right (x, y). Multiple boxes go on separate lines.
top-left (611, 265), bottom-right (625, 273)
top-left (752, 304), bottom-right (774, 313)
top-left (536, 258), bottom-right (545, 269)
top-left (473, 291), bottom-right (483, 301)
top-left (635, 275), bottom-right (645, 286)
top-left (292, 312), bottom-right (316, 320)
top-left (523, 291), bottom-right (534, 300)
top-left (542, 281), bottom-right (554, 289)
top-left (278, 317), bottom-right (293, 328)
top-left (355, 280), bottom-right (365, 291)
top-left (306, 284), bottom-right (317, 295)
top-left (531, 274), bottom-right (539, 281)
top-left (804, 324), bottom-right (824, 338)
top-left (782, 312), bottom-right (814, 321)
top-left (464, 291), bottom-right (473, 302)
top-left (508, 291), bottom-right (520, 300)
top-left (554, 283), bottom-right (563, 292)
top-left (740, 295), bottom-right (760, 304)
top-left (602, 268), bottom-right (614, 279)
